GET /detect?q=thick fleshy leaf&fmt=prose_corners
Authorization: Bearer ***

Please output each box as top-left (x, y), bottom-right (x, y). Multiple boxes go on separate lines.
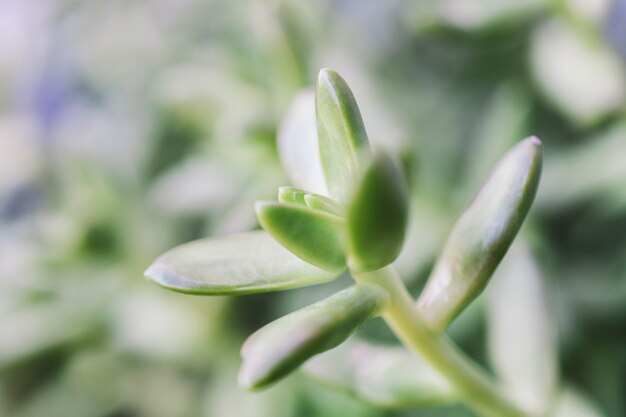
top-left (316, 68), bottom-right (370, 205)
top-left (145, 231), bottom-right (340, 295)
top-left (304, 339), bottom-right (457, 408)
top-left (238, 284), bottom-right (387, 390)
top-left (417, 137), bottom-right (543, 332)
top-left (255, 201), bottom-right (346, 272)
top-left (278, 186), bottom-right (307, 205)
top-left (487, 242), bottom-right (558, 416)
top-left (347, 152), bottom-right (409, 272)
top-left (304, 193), bottom-right (345, 217)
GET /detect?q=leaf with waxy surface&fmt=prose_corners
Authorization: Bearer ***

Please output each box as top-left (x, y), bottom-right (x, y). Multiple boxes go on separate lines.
top-left (238, 284), bottom-right (388, 390)
top-left (347, 152), bottom-right (409, 272)
top-left (255, 201), bottom-right (346, 272)
top-left (417, 137), bottom-right (543, 332)
top-left (316, 68), bottom-right (370, 205)
top-left (145, 231), bottom-right (340, 295)
top-left (304, 339), bottom-right (457, 408)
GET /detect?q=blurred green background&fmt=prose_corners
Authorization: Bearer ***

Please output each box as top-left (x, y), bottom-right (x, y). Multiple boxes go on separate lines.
top-left (1, 0), bottom-right (625, 416)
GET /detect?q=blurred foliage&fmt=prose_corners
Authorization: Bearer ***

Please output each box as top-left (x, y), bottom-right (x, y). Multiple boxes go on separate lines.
top-left (0, 0), bottom-right (625, 416)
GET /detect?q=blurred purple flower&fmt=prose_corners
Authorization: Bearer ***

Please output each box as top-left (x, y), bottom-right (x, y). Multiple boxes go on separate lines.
top-left (605, 0), bottom-right (626, 60)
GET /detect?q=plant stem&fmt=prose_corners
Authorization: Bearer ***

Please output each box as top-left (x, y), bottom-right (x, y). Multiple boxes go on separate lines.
top-left (353, 266), bottom-right (534, 417)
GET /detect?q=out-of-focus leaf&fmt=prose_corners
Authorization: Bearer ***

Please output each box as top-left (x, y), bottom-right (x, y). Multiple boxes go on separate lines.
top-left (277, 90), bottom-right (328, 196)
top-left (539, 121), bottom-right (626, 211)
top-left (316, 69), bottom-right (370, 205)
top-left (304, 339), bottom-right (457, 408)
top-left (417, 137), bottom-right (543, 332)
top-left (10, 350), bottom-right (127, 417)
top-left (551, 388), bottom-right (605, 417)
top-left (433, 0), bottom-right (546, 32)
top-left (255, 201), bottom-right (346, 272)
top-left (0, 302), bottom-right (98, 369)
top-left (148, 157), bottom-right (243, 215)
top-left (487, 242), bottom-right (558, 416)
top-left (112, 290), bottom-right (219, 365)
top-left (145, 231), bottom-right (340, 295)
top-left (530, 19), bottom-right (626, 125)
top-left (278, 186), bottom-right (307, 205)
top-left (304, 193), bottom-right (345, 217)
top-left (347, 152), bottom-right (409, 272)
top-left (564, 0), bottom-right (611, 26)
top-left (238, 284), bottom-right (387, 390)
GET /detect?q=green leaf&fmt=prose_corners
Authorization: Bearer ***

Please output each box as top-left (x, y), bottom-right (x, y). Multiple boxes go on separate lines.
top-left (347, 152), bottom-right (409, 272)
top-left (316, 68), bottom-right (370, 205)
top-left (238, 284), bottom-right (388, 390)
top-left (417, 137), bottom-right (543, 332)
top-left (304, 193), bottom-right (345, 217)
top-left (278, 186), bottom-right (307, 205)
top-left (304, 339), bottom-right (457, 408)
top-left (255, 201), bottom-right (346, 272)
top-left (145, 231), bottom-right (340, 295)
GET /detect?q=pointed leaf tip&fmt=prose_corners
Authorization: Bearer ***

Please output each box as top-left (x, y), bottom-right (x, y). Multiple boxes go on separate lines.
top-left (417, 137), bottom-right (543, 332)
top-left (238, 284), bottom-right (388, 390)
top-left (316, 68), bottom-right (370, 205)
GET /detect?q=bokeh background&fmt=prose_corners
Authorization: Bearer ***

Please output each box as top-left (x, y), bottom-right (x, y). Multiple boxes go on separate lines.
top-left (1, 0), bottom-right (625, 416)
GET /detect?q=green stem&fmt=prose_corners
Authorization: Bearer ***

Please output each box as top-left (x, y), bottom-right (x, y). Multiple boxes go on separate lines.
top-left (353, 266), bottom-right (534, 417)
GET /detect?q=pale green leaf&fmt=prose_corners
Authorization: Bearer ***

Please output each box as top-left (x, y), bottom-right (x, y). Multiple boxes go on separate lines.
top-left (145, 231), bottom-right (340, 295)
top-left (316, 68), bottom-right (370, 205)
top-left (238, 284), bottom-right (387, 390)
top-left (417, 137), bottom-right (543, 332)
top-left (255, 201), bottom-right (346, 272)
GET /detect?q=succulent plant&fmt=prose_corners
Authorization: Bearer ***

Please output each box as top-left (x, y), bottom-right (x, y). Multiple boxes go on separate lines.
top-left (146, 68), bottom-right (548, 417)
